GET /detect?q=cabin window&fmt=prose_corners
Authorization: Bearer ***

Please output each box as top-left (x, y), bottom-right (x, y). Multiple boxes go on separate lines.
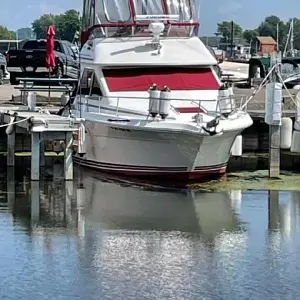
top-left (95, 0), bottom-right (132, 23)
top-left (89, 72), bottom-right (103, 96)
top-left (133, 0), bottom-right (164, 15)
top-left (83, 0), bottom-right (95, 28)
top-left (77, 68), bottom-right (103, 96)
top-left (103, 67), bottom-right (220, 91)
top-left (78, 68), bottom-right (94, 95)
top-left (167, 0), bottom-right (193, 21)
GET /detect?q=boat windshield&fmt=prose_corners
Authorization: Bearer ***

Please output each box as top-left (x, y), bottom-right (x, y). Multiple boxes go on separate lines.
top-left (82, 0), bottom-right (199, 41)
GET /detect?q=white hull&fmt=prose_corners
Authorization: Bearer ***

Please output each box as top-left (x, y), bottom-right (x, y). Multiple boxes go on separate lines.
top-left (74, 112), bottom-right (251, 181)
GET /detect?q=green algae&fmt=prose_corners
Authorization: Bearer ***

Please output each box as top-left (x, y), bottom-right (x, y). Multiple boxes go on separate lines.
top-left (189, 170), bottom-right (300, 191)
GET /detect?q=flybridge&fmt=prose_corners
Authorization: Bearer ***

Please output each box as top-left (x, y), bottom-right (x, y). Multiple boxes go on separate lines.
top-left (81, 0), bottom-right (200, 44)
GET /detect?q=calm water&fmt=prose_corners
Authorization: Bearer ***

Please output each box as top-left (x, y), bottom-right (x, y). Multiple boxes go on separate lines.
top-left (1, 165), bottom-right (300, 299)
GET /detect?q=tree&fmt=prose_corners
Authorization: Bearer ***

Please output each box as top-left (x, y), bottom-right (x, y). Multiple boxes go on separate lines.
top-left (16, 27), bottom-right (35, 40)
top-left (0, 25), bottom-right (16, 39)
top-left (243, 29), bottom-right (258, 43)
top-left (32, 10), bottom-right (80, 42)
top-left (55, 10), bottom-right (81, 42)
top-left (32, 14), bottom-right (57, 39)
top-left (216, 21), bottom-right (243, 41)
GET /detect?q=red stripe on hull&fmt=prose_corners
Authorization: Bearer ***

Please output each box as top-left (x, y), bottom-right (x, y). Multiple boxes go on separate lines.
top-left (74, 157), bottom-right (227, 182)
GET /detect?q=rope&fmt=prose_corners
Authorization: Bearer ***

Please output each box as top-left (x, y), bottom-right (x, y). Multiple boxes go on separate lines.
top-left (0, 116), bottom-right (31, 128)
top-left (276, 70), bottom-right (300, 109)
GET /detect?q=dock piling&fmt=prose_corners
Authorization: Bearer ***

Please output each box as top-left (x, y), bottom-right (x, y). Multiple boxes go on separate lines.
top-left (31, 133), bottom-right (40, 181)
top-left (64, 132), bottom-right (74, 181)
top-left (40, 140), bottom-right (45, 167)
top-left (7, 129), bottom-right (15, 167)
top-left (266, 52), bottom-right (282, 178)
top-left (268, 125), bottom-right (281, 178)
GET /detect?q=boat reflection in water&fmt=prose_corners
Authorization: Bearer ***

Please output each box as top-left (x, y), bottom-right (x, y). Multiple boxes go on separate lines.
top-left (6, 167), bottom-right (300, 299)
top-left (7, 168), bottom-right (243, 239)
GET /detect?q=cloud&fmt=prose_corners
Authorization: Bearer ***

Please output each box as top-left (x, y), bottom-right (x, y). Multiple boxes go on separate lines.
top-left (218, 0), bottom-right (242, 15)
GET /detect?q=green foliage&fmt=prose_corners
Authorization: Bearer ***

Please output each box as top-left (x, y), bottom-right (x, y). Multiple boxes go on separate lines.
top-left (243, 29), bottom-right (259, 43)
top-left (0, 25), bottom-right (16, 39)
top-left (216, 15), bottom-right (300, 52)
top-left (216, 21), bottom-right (243, 40)
top-left (31, 9), bottom-right (81, 42)
top-left (16, 28), bottom-right (35, 40)
top-left (32, 14), bottom-right (57, 39)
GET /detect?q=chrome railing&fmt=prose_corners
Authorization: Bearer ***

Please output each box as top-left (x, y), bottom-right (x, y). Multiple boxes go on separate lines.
top-left (74, 94), bottom-right (249, 118)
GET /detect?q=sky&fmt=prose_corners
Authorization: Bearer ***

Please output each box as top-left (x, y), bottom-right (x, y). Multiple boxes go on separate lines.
top-left (1, 0), bottom-right (300, 35)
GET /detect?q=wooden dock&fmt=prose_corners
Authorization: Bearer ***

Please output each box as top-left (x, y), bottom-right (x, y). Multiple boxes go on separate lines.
top-left (1, 109), bottom-right (78, 181)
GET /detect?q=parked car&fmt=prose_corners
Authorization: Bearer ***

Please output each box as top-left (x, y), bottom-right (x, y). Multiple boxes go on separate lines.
top-left (6, 39), bottom-right (79, 85)
top-left (0, 53), bottom-right (8, 81)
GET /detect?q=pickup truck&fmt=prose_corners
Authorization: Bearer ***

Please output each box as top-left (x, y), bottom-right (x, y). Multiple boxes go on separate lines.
top-left (0, 53), bottom-right (8, 82)
top-left (6, 39), bottom-right (79, 85)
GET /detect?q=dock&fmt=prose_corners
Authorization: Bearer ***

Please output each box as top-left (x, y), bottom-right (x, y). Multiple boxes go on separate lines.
top-left (3, 110), bottom-right (77, 180)
top-left (0, 80), bottom-right (78, 181)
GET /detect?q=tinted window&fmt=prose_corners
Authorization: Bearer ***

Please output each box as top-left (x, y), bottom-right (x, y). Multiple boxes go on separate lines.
top-left (78, 68), bottom-right (94, 95)
top-left (23, 40), bottom-right (62, 52)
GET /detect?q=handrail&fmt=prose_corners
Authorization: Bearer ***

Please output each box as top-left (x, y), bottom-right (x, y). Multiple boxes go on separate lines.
top-left (16, 77), bottom-right (78, 83)
top-left (78, 94), bottom-right (247, 103)
top-left (75, 94), bottom-right (249, 118)
top-left (16, 77), bottom-right (77, 105)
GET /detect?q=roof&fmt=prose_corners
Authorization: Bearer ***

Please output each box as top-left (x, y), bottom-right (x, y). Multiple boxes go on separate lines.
top-left (256, 36), bottom-right (277, 45)
top-left (84, 36), bottom-right (217, 66)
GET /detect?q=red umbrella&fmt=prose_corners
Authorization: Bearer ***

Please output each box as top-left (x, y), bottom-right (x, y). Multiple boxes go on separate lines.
top-left (45, 25), bottom-right (56, 69)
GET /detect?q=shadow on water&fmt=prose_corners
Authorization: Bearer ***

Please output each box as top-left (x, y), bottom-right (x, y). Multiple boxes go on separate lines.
top-left (2, 163), bottom-right (300, 299)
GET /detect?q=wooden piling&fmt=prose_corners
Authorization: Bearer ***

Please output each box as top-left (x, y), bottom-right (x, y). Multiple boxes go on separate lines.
top-left (31, 133), bottom-right (40, 180)
top-left (7, 129), bottom-right (15, 167)
top-left (267, 52), bottom-right (282, 178)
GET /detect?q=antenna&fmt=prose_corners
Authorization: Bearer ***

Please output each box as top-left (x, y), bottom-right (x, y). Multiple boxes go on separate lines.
top-left (283, 21), bottom-right (292, 57)
top-left (135, 15), bottom-right (179, 22)
top-left (291, 18), bottom-right (294, 57)
top-left (276, 23), bottom-right (279, 51)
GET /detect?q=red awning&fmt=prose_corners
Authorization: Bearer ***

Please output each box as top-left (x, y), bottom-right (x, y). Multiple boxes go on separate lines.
top-left (103, 67), bottom-right (220, 92)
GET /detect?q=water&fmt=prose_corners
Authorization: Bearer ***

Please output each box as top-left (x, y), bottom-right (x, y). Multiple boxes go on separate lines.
top-left (1, 166), bottom-right (300, 299)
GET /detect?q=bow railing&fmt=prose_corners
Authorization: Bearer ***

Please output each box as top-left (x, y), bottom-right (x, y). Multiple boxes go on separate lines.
top-left (72, 94), bottom-right (249, 118)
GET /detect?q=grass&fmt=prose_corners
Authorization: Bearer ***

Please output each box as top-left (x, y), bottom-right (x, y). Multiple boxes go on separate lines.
top-left (189, 170), bottom-right (300, 191)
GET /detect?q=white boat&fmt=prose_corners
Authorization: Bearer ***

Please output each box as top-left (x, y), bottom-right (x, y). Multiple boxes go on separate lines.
top-left (63, 0), bottom-right (253, 182)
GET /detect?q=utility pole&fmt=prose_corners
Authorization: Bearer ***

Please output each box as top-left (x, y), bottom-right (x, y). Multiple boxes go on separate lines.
top-left (265, 52), bottom-right (282, 178)
top-left (230, 20), bottom-right (234, 58)
top-left (276, 23), bottom-right (279, 51)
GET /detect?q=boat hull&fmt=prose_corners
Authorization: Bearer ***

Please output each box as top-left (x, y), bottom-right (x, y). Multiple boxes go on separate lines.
top-left (74, 120), bottom-right (241, 182)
